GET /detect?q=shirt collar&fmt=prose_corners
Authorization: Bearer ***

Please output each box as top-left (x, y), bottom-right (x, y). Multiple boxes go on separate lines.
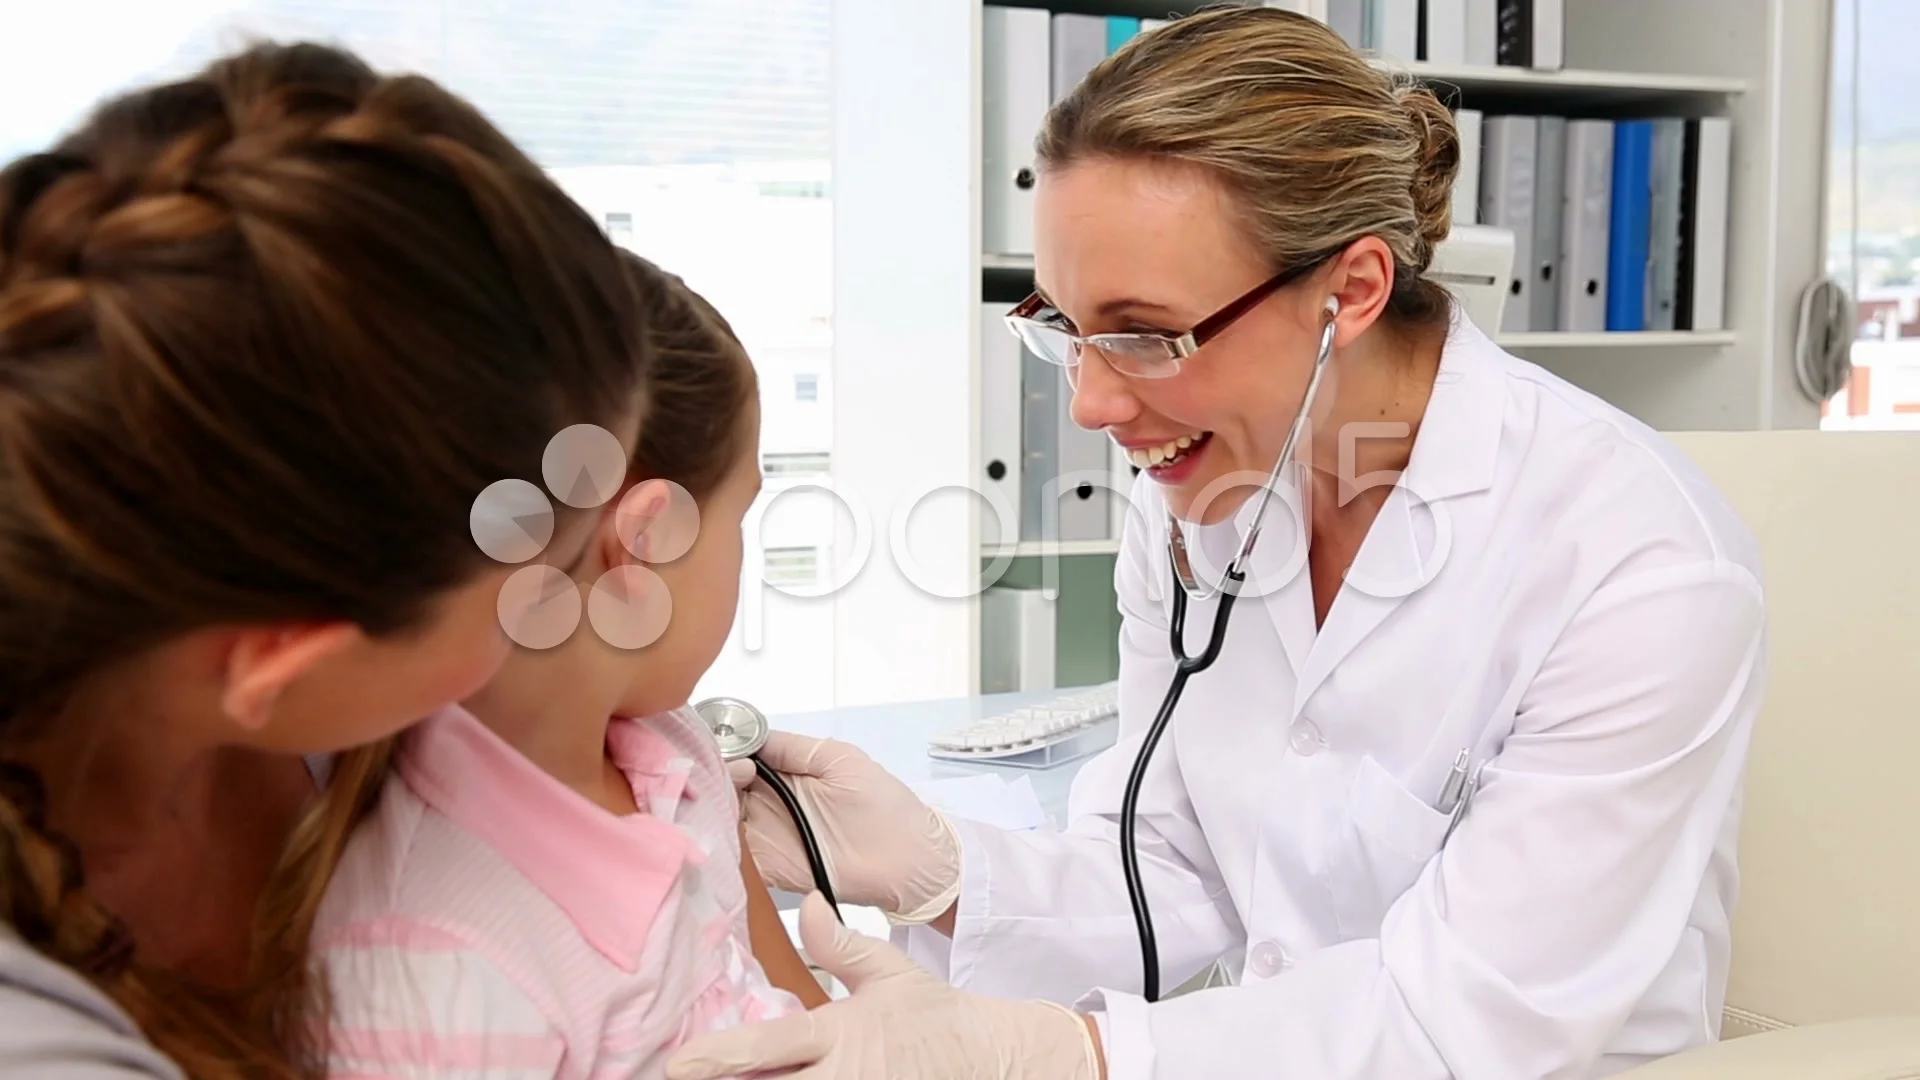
top-left (397, 705), bottom-right (703, 973)
top-left (1401, 306), bottom-right (1508, 503)
top-left (1213, 304), bottom-right (1507, 538)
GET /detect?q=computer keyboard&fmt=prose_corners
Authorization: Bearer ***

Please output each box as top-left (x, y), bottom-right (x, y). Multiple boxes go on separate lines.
top-left (927, 682), bottom-right (1120, 768)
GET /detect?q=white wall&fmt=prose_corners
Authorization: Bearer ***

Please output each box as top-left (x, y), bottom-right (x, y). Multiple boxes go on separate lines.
top-left (827, 0), bottom-right (980, 705)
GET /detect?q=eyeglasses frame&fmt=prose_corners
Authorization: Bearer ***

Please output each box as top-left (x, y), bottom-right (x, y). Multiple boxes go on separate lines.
top-left (1003, 248), bottom-right (1340, 375)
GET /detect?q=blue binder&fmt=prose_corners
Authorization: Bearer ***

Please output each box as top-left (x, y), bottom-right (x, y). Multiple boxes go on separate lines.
top-left (1606, 120), bottom-right (1654, 332)
top-left (1106, 16), bottom-right (1141, 53)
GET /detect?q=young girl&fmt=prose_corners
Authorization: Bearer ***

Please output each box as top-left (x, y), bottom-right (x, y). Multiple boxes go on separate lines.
top-left (0, 40), bottom-right (646, 1080)
top-left (311, 252), bottom-right (826, 1079)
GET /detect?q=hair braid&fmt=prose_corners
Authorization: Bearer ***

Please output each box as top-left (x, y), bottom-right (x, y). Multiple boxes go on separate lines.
top-left (0, 38), bottom-right (648, 1080)
top-left (0, 763), bottom-right (133, 979)
top-left (0, 101), bottom-right (366, 1079)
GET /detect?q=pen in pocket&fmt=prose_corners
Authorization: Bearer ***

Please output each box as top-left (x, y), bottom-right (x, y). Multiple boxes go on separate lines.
top-left (1437, 748), bottom-right (1470, 814)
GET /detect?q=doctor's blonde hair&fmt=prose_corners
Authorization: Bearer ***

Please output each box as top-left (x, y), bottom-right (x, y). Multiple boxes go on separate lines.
top-left (1037, 4), bottom-right (1462, 331)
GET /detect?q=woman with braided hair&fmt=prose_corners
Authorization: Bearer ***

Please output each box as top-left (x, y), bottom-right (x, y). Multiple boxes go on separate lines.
top-left (0, 41), bottom-right (648, 1079)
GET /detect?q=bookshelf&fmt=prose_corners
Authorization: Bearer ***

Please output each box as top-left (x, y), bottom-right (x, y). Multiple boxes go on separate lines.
top-left (1499, 330), bottom-right (1741, 350)
top-left (826, 0), bottom-right (1831, 703)
top-left (986, 539), bottom-right (1125, 558)
top-left (980, 253), bottom-right (1038, 271)
top-left (1393, 62), bottom-right (1749, 108)
top-left (984, 254), bottom-right (1742, 352)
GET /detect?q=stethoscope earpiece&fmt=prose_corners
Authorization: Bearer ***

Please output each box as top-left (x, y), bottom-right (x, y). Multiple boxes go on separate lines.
top-left (1143, 284), bottom-right (1344, 1002)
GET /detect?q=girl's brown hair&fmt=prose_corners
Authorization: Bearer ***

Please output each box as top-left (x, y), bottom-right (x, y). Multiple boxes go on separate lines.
top-left (252, 251), bottom-right (758, 1078)
top-left (620, 252), bottom-right (758, 497)
top-left (1037, 5), bottom-right (1463, 330)
top-left (0, 40), bottom-right (645, 1078)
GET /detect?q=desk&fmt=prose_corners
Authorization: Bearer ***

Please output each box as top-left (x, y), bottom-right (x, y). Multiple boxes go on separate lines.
top-left (767, 689), bottom-right (1115, 828)
top-left (760, 690), bottom-right (1114, 925)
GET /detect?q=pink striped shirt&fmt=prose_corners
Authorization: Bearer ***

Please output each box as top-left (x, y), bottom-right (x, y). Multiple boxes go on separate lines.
top-left (312, 704), bottom-right (802, 1080)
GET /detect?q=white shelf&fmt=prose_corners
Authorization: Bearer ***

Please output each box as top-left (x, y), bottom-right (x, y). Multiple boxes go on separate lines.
top-left (1497, 331), bottom-right (1738, 349)
top-left (940, 0), bottom-right (1823, 701)
top-left (985, 539), bottom-right (1122, 559)
top-left (1381, 60), bottom-right (1749, 104)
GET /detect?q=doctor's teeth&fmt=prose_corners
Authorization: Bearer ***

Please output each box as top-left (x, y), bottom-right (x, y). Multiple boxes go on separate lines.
top-left (1129, 434), bottom-right (1207, 470)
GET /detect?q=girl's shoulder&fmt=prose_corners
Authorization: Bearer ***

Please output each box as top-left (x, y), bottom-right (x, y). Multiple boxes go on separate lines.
top-left (605, 708), bottom-right (743, 871)
top-left (609, 707), bottom-right (731, 784)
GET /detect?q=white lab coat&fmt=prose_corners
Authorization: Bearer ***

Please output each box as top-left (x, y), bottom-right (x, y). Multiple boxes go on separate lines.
top-left (899, 313), bottom-right (1766, 1079)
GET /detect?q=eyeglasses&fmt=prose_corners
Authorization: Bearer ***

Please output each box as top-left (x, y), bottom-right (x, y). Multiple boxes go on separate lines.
top-left (1004, 252), bottom-right (1335, 384)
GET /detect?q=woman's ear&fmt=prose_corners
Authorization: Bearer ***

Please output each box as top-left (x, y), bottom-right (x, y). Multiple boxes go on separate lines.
top-left (221, 623), bottom-right (362, 731)
top-left (1324, 237), bottom-right (1397, 347)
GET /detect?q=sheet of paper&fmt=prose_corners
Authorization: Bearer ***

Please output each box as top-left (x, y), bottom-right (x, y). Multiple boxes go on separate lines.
top-left (910, 772), bottom-right (1048, 832)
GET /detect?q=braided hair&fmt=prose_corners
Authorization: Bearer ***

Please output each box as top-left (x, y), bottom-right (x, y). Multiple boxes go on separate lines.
top-left (0, 41), bottom-right (646, 1078)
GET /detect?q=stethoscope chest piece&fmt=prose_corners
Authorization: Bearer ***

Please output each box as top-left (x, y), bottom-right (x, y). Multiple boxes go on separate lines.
top-left (691, 694), bottom-right (845, 920)
top-left (694, 696), bottom-right (769, 761)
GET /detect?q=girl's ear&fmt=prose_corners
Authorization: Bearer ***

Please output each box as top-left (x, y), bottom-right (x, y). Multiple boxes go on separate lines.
top-left (611, 478), bottom-right (669, 565)
top-left (221, 623), bottom-right (363, 730)
top-left (613, 478), bottom-right (701, 565)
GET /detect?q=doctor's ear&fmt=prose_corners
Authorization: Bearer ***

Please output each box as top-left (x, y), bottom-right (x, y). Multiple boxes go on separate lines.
top-left (1321, 237), bottom-right (1395, 346)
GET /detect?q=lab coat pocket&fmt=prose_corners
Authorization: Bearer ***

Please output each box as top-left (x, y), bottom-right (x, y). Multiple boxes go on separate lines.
top-left (1331, 755), bottom-right (1453, 939)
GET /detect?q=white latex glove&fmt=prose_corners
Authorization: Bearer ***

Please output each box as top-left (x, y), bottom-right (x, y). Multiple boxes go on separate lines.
top-left (665, 892), bottom-right (1104, 1080)
top-left (727, 731), bottom-right (960, 923)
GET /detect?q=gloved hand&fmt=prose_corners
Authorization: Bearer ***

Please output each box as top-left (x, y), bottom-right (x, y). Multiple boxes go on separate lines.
top-left (665, 892), bottom-right (1105, 1080)
top-left (726, 731), bottom-right (960, 923)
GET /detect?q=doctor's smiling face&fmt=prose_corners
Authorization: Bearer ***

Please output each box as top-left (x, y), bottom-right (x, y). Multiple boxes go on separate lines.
top-left (1024, 6), bottom-right (1462, 527)
top-left (1030, 156), bottom-right (1363, 526)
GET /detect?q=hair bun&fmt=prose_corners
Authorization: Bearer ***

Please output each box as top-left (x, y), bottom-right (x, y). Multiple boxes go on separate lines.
top-left (1395, 82), bottom-right (1461, 269)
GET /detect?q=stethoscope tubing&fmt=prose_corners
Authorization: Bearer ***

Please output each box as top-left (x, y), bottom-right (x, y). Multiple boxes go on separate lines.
top-left (1120, 575), bottom-right (1246, 1002)
top-left (696, 697), bottom-right (845, 924)
top-left (751, 756), bottom-right (844, 922)
top-left (1122, 308), bottom-right (1338, 1003)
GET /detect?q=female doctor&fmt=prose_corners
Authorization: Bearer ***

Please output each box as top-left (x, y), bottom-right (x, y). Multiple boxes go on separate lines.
top-left (669, 7), bottom-right (1766, 1079)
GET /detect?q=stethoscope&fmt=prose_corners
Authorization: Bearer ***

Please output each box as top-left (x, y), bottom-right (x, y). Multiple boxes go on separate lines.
top-left (693, 300), bottom-right (1338, 991)
top-left (1119, 298), bottom-right (1339, 1002)
top-left (693, 696), bottom-right (843, 920)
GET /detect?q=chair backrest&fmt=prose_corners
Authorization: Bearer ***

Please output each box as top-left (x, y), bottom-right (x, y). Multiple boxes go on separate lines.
top-left (1666, 430), bottom-right (1920, 1036)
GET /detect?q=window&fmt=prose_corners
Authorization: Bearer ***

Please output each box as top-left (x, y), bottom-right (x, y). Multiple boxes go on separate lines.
top-left (762, 450), bottom-right (831, 477)
top-left (794, 373), bottom-right (819, 402)
top-left (1822, 0), bottom-right (1920, 429)
top-left (762, 545), bottom-right (821, 587)
top-left (604, 212), bottom-right (634, 247)
top-left (3, 0), bottom-right (837, 715)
